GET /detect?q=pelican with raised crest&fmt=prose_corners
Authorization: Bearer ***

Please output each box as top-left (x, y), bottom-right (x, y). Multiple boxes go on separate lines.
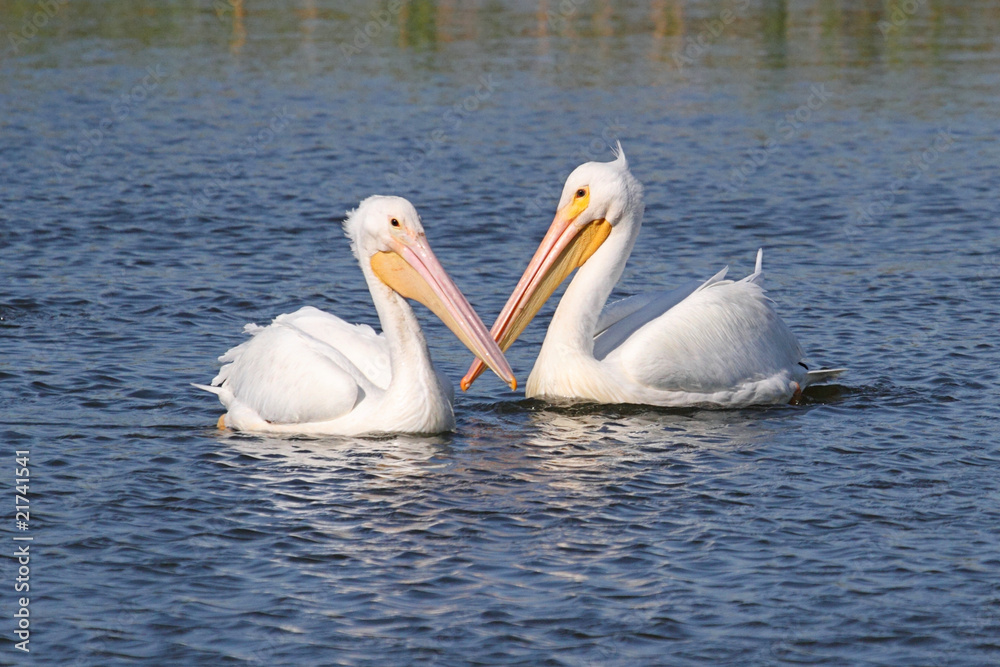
top-left (199, 195), bottom-right (515, 435)
top-left (462, 147), bottom-right (842, 406)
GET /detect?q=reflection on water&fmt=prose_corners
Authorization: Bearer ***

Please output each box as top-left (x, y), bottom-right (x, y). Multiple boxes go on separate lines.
top-left (225, 0), bottom-right (247, 54)
top-left (4, 1), bottom-right (998, 76)
top-left (220, 429), bottom-right (452, 486)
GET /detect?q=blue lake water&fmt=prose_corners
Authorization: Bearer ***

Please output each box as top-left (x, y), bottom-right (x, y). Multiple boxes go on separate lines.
top-left (2, 1), bottom-right (999, 664)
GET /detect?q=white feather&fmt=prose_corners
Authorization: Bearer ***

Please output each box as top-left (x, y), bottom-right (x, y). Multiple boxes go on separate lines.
top-left (197, 196), bottom-right (469, 436)
top-left (524, 156), bottom-right (844, 407)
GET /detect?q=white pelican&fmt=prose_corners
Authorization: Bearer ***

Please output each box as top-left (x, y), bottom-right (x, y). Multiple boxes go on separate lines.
top-left (198, 195), bottom-right (516, 436)
top-left (462, 147), bottom-right (843, 406)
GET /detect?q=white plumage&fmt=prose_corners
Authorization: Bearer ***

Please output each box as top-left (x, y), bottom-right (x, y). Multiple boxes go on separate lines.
top-left (198, 196), bottom-right (515, 436)
top-left (463, 147), bottom-right (843, 406)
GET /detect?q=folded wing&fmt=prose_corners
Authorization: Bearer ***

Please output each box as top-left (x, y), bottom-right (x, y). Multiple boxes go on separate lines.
top-left (600, 253), bottom-right (804, 394)
top-left (198, 306), bottom-right (390, 425)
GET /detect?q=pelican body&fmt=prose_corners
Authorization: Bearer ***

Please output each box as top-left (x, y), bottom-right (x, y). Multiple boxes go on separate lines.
top-left (199, 196), bottom-right (515, 436)
top-left (463, 148), bottom-right (842, 407)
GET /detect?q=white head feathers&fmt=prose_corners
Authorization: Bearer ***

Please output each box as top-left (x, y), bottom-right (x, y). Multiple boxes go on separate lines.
top-left (558, 143), bottom-right (643, 226)
top-left (611, 140), bottom-right (628, 169)
top-left (342, 195), bottom-right (423, 261)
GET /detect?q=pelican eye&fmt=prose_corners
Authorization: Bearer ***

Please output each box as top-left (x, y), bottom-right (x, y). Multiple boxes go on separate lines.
top-left (390, 218), bottom-right (400, 227)
top-left (575, 188), bottom-right (586, 199)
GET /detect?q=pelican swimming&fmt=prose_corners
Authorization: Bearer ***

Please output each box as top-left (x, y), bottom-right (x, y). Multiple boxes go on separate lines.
top-left (198, 195), bottom-right (515, 435)
top-left (462, 147), bottom-right (842, 406)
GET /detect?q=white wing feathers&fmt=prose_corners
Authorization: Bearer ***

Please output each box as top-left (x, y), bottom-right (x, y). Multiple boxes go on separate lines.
top-left (270, 306), bottom-right (391, 389)
top-left (197, 306), bottom-right (391, 425)
top-left (593, 260), bottom-right (735, 362)
top-left (804, 368), bottom-right (846, 386)
top-left (594, 282), bottom-right (701, 361)
top-left (742, 248), bottom-right (764, 285)
top-left (597, 250), bottom-right (806, 394)
top-left (613, 278), bottom-right (802, 393)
